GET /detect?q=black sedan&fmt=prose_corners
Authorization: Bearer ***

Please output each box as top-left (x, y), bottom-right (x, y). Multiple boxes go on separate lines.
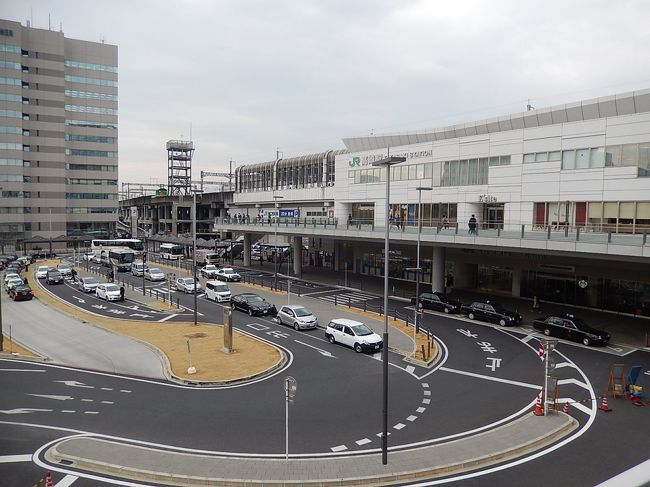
top-left (230, 293), bottom-right (277, 317)
top-left (9, 284), bottom-right (33, 301)
top-left (460, 300), bottom-right (522, 326)
top-left (411, 292), bottom-right (461, 314)
top-left (533, 314), bottom-right (610, 346)
top-left (46, 269), bottom-right (64, 284)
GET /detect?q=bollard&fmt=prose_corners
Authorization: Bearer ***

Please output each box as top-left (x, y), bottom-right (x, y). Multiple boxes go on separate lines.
top-left (334, 295), bottom-right (337, 306)
top-left (177, 297), bottom-right (180, 309)
top-left (521, 224), bottom-right (525, 238)
top-left (547, 225), bottom-right (551, 240)
top-left (427, 341), bottom-right (431, 359)
top-left (421, 344), bottom-right (426, 360)
top-left (576, 227), bottom-right (581, 241)
top-left (348, 296), bottom-right (351, 308)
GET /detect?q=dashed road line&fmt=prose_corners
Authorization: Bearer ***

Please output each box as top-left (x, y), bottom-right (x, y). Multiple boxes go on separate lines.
top-left (423, 390), bottom-right (431, 396)
top-left (100, 401), bottom-right (114, 405)
top-left (394, 423), bottom-right (406, 430)
top-left (422, 383), bottom-right (429, 388)
top-left (119, 390), bottom-right (132, 393)
top-left (330, 445), bottom-right (347, 452)
top-left (158, 314), bottom-right (178, 322)
top-left (557, 378), bottom-right (589, 390)
top-left (422, 399), bottom-right (431, 404)
top-left (355, 438), bottom-right (372, 446)
top-left (84, 411), bottom-right (99, 415)
top-left (61, 410), bottom-right (76, 414)
top-left (406, 415), bottom-right (418, 422)
top-left (416, 407), bottom-right (426, 413)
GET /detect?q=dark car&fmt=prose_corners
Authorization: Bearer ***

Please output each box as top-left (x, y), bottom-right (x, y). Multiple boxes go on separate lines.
top-left (410, 292), bottom-right (461, 314)
top-left (9, 284), bottom-right (33, 301)
top-left (230, 293), bottom-right (277, 317)
top-left (533, 314), bottom-right (610, 346)
top-left (460, 300), bottom-right (522, 326)
top-left (46, 269), bottom-right (64, 285)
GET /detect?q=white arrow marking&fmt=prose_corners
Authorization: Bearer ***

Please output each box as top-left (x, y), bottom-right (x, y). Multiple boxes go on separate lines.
top-left (55, 380), bottom-right (94, 389)
top-left (0, 408), bottom-right (53, 414)
top-left (27, 394), bottom-right (74, 401)
top-left (457, 328), bottom-right (478, 338)
top-left (72, 296), bottom-right (86, 304)
top-left (294, 340), bottom-right (336, 358)
top-left (130, 313), bottom-right (153, 318)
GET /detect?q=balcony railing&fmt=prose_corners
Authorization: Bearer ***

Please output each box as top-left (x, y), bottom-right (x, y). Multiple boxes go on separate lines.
top-left (214, 217), bottom-right (650, 247)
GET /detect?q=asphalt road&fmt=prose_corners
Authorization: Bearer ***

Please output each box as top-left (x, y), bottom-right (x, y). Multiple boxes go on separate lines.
top-left (2, 261), bottom-right (650, 486)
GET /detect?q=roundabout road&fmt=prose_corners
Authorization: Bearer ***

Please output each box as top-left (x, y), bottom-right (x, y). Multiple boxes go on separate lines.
top-left (2, 264), bottom-right (648, 486)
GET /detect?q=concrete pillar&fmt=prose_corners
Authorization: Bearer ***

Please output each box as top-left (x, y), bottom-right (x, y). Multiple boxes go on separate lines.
top-left (243, 233), bottom-right (251, 267)
top-left (334, 241), bottom-right (341, 271)
top-left (431, 246), bottom-right (446, 293)
top-left (511, 267), bottom-right (521, 297)
top-left (293, 236), bottom-right (302, 275)
top-left (454, 262), bottom-right (477, 289)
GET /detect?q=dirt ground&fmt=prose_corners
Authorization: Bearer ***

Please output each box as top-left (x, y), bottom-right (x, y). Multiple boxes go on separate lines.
top-left (27, 265), bottom-right (282, 382)
top-left (0, 338), bottom-right (39, 358)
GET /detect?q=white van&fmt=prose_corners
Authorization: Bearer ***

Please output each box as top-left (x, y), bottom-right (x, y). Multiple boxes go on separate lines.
top-left (205, 280), bottom-right (232, 303)
top-left (131, 261), bottom-right (147, 276)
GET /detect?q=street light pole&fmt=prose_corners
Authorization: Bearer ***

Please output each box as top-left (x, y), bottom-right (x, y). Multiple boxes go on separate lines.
top-left (273, 194), bottom-right (284, 291)
top-left (372, 154), bottom-right (406, 465)
top-left (192, 188), bottom-right (203, 326)
top-left (414, 187), bottom-right (432, 334)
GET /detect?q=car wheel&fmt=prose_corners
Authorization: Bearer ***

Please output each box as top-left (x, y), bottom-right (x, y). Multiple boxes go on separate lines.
top-left (328, 334), bottom-right (335, 344)
top-left (444, 307), bottom-right (450, 314)
top-left (582, 336), bottom-right (591, 346)
top-left (294, 322), bottom-right (300, 331)
top-left (248, 309), bottom-right (253, 316)
top-left (499, 318), bottom-right (507, 326)
top-left (544, 328), bottom-right (551, 336)
top-left (354, 343), bottom-right (363, 353)
top-left (468, 312), bottom-right (475, 320)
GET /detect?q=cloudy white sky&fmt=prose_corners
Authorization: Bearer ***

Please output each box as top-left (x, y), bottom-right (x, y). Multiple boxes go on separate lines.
top-left (4, 0), bottom-right (650, 185)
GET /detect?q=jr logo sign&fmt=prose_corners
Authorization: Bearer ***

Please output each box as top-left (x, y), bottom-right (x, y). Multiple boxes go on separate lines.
top-left (348, 156), bottom-right (361, 167)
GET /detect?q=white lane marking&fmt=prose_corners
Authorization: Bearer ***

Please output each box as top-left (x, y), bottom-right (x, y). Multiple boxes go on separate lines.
top-left (100, 388), bottom-right (113, 391)
top-left (422, 399), bottom-right (431, 405)
top-left (440, 366), bottom-right (540, 390)
top-left (520, 334), bottom-right (535, 343)
top-left (405, 365), bottom-right (415, 374)
top-left (293, 340), bottom-right (336, 358)
top-left (416, 407), bottom-right (426, 413)
top-left (299, 289), bottom-right (341, 296)
top-left (61, 410), bottom-right (76, 414)
top-left (394, 423), bottom-right (406, 430)
top-left (157, 314), bottom-right (177, 322)
top-left (0, 369), bottom-right (46, 372)
top-left (554, 362), bottom-right (575, 369)
top-left (83, 411), bottom-right (99, 415)
top-left (570, 401), bottom-right (592, 415)
top-left (80, 399), bottom-right (93, 402)
top-left (422, 383), bottom-right (429, 388)
top-left (355, 438), bottom-right (372, 446)
top-left (54, 474), bottom-right (79, 487)
top-left (100, 401), bottom-right (114, 405)
top-left (406, 415), bottom-right (418, 422)
top-left (593, 458), bottom-right (650, 487)
top-left (0, 454), bottom-right (33, 463)
top-left (28, 394), bottom-right (74, 401)
top-left (376, 432), bottom-right (391, 437)
top-left (119, 390), bottom-right (132, 393)
top-left (0, 408), bottom-right (53, 414)
top-left (55, 381), bottom-right (93, 389)
top-left (330, 445), bottom-right (347, 452)
top-left (423, 390), bottom-right (431, 396)
top-left (557, 378), bottom-right (589, 390)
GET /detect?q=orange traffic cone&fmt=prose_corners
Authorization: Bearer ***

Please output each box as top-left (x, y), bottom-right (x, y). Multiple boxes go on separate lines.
top-left (562, 402), bottom-right (570, 414)
top-left (533, 391), bottom-right (544, 416)
top-left (599, 396), bottom-right (612, 412)
top-left (46, 472), bottom-right (53, 487)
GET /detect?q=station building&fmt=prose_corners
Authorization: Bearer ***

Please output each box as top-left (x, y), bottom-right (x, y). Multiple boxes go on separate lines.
top-left (215, 89), bottom-right (650, 317)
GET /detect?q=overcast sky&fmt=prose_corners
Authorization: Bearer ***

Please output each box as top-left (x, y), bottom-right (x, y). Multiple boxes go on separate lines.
top-left (4, 0), bottom-right (650, 186)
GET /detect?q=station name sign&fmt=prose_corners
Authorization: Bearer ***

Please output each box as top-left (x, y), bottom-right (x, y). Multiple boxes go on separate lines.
top-left (478, 194), bottom-right (497, 203)
top-left (348, 149), bottom-right (433, 167)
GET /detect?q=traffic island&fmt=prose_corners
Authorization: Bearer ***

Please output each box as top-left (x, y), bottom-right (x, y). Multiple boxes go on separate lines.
top-left (28, 275), bottom-right (285, 384)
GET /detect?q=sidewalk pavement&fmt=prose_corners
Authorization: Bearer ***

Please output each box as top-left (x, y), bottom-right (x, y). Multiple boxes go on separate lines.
top-left (46, 412), bottom-right (576, 486)
top-left (239, 260), bottom-right (650, 349)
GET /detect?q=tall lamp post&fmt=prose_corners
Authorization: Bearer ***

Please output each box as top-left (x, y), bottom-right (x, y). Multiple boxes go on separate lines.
top-left (192, 188), bottom-right (203, 326)
top-left (412, 187), bottom-right (432, 334)
top-left (372, 154), bottom-right (406, 465)
top-left (273, 194), bottom-right (284, 290)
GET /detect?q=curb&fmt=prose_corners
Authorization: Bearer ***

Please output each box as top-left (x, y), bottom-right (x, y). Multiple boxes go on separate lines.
top-left (43, 413), bottom-right (578, 486)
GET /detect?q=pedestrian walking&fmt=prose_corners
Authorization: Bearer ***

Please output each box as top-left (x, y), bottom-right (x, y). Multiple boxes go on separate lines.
top-left (347, 213), bottom-right (353, 227)
top-left (468, 214), bottom-right (477, 235)
top-left (120, 285), bottom-right (125, 302)
top-left (445, 273), bottom-right (454, 294)
top-left (442, 214), bottom-right (449, 229)
top-left (71, 268), bottom-right (78, 282)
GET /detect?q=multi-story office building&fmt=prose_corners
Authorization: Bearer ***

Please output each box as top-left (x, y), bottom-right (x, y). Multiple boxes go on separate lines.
top-left (0, 18), bottom-right (118, 249)
top-left (211, 88), bottom-right (650, 317)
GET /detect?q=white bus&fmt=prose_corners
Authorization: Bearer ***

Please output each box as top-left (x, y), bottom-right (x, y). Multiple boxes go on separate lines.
top-left (160, 243), bottom-right (184, 260)
top-left (106, 248), bottom-right (136, 271)
top-left (91, 238), bottom-right (144, 258)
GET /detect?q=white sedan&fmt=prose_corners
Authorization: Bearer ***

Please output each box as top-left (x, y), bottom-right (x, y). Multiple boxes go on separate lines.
top-left (200, 264), bottom-right (220, 279)
top-left (36, 266), bottom-right (49, 279)
top-left (174, 277), bottom-right (201, 294)
top-left (215, 267), bottom-right (241, 282)
top-left (95, 283), bottom-right (122, 301)
top-left (4, 272), bottom-right (21, 285)
top-left (144, 267), bottom-right (166, 281)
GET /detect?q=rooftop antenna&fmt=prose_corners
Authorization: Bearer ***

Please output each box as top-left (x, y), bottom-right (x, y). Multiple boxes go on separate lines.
top-left (48, 13), bottom-right (51, 30)
top-left (190, 122), bottom-right (192, 142)
top-left (59, 22), bottom-right (63, 33)
top-left (30, 7), bottom-right (33, 27)
top-left (527, 99), bottom-right (535, 111)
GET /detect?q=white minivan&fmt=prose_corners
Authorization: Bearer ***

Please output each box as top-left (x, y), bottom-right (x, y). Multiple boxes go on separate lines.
top-left (131, 261), bottom-right (147, 277)
top-left (205, 280), bottom-right (231, 303)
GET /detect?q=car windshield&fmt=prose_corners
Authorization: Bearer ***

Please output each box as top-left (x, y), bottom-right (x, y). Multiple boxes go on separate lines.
top-left (215, 285), bottom-right (229, 292)
top-left (49, 271), bottom-right (61, 276)
top-left (58, 265), bottom-right (71, 270)
top-left (246, 296), bottom-right (264, 303)
top-left (149, 268), bottom-right (162, 274)
top-left (82, 277), bottom-right (98, 284)
top-left (105, 284), bottom-right (119, 292)
top-left (205, 265), bottom-right (217, 270)
top-left (223, 269), bottom-right (235, 274)
top-left (181, 278), bottom-right (195, 284)
top-left (38, 266), bottom-right (48, 271)
top-left (351, 324), bottom-right (374, 336)
top-left (294, 307), bottom-right (313, 317)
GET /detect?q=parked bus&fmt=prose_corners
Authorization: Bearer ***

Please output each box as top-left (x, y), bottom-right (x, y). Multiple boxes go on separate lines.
top-left (99, 247), bottom-right (135, 271)
top-left (160, 243), bottom-right (184, 260)
top-left (91, 239), bottom-right (144, 260)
